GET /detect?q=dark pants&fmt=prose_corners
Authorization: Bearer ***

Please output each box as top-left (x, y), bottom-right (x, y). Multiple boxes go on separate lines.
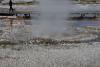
top-left (9, 6), bottom-right (13, 14)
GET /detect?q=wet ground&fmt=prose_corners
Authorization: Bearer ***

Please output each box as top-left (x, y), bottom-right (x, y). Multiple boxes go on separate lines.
top-left (0, 0), bottom-right (75, 40)
top-left (1, 0), bottom-right (100, 40)
top-left (0, 0), bottom-right (100, 67)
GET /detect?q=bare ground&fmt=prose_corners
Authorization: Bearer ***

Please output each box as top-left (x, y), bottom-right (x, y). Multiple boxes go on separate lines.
top-left (0, 42), bottom-right (100, 67)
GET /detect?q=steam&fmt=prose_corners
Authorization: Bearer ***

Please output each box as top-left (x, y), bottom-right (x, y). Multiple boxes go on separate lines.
top-left (31, 0), bottom-right (75, 39)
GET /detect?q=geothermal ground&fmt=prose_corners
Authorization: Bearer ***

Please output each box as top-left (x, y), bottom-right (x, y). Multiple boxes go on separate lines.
top-left (0, 42), bottom-right (100, 67)
top-left (0, 0), bottom-right (100, 67)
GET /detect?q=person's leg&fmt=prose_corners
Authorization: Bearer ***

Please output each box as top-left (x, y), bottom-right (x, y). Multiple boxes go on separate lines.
top-left (9, 6), bottom-right (13, 14)
top-left (11, 7), bottom-right (13, 11)
top-left (9, 8), bottom-right (11, 14)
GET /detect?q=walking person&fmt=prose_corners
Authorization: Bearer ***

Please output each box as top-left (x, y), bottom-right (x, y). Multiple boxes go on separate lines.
top-left (9, 0), bottom-right (13, 14)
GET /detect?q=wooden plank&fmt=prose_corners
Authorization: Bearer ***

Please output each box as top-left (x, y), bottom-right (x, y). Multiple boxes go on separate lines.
top-left (0, 16), bottom-right (31, 20)
top-left (0, 16), bottom-right (20, 19)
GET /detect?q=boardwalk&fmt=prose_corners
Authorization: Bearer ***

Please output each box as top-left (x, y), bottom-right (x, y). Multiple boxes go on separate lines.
top-left (0, 8), bottom-right (31, 18)
top-left (0, 8), bottom-right (13, 16)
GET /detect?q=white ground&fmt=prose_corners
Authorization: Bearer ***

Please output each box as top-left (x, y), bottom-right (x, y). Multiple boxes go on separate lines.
top-left (0, 0), bottom-right (100, 67)
top-left (0, 42), bottom-right (100, 67)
